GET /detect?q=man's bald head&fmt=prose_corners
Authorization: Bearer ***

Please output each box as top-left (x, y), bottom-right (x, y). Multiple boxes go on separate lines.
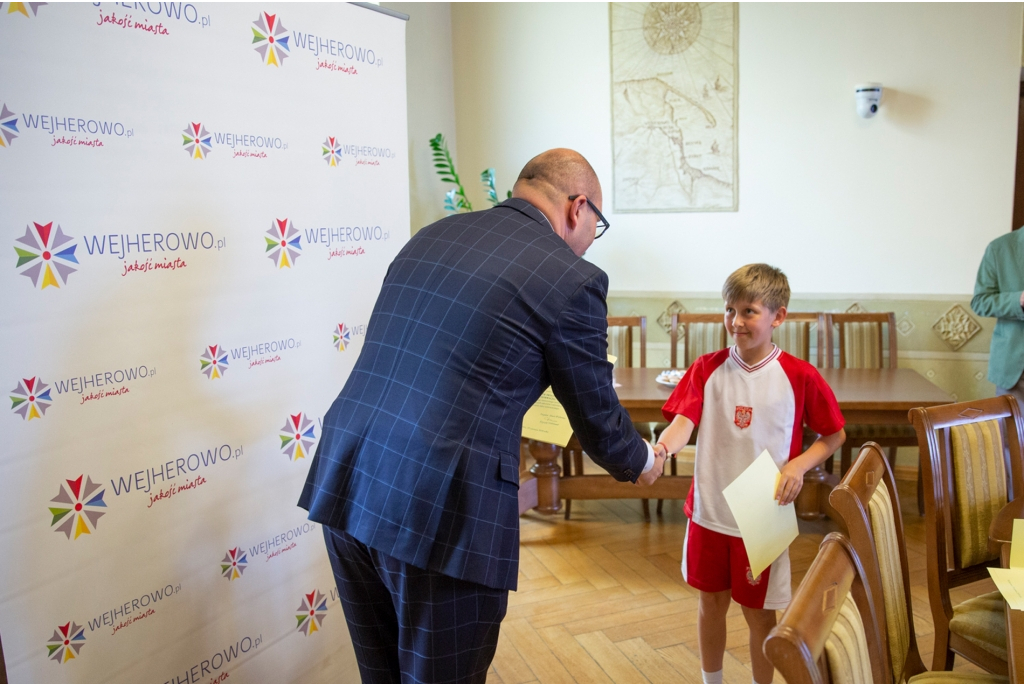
top-left (513, 149), bottom-right (601, 206)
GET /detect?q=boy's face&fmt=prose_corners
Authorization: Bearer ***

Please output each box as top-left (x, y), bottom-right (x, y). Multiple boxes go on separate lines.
top-left (724, 298), bottom-right (787, 352)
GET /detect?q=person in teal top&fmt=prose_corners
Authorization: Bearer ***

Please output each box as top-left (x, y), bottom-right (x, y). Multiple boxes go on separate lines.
top-left (971, 227), bottom-right (1024, 405)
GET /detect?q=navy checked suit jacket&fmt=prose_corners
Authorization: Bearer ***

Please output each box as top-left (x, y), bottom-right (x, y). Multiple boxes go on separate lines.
top-left (298, 199), bottom-right (648, 591)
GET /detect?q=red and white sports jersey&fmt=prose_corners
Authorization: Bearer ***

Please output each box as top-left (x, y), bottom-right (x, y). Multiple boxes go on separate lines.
top-left (662, 345), bottom-right (844, 537)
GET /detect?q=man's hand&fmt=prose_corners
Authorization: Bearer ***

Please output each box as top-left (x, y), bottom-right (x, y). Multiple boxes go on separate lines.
top-left (1019, 290), bottom-right (1024, 308)
top-left (775, 461), bottom-right (807, 505)
top-left (636, 453), bottom-right (666, 486)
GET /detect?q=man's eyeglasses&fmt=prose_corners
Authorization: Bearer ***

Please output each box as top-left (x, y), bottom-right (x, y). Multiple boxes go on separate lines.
top-left (568, 195), bottom-right (610, 239)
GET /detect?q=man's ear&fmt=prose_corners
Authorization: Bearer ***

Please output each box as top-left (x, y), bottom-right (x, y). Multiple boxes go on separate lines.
top-left (566, 196), bottom-right (586, 231)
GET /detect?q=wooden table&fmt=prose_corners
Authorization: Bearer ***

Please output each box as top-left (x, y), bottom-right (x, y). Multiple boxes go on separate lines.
top-left (519, 367), bottom-right (952, 517)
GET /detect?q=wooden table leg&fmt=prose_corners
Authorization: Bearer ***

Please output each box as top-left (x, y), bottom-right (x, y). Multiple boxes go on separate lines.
top-left (528, 440), bottom-right (562, 515)
top-left (796, 465), bottom-right (838, 521)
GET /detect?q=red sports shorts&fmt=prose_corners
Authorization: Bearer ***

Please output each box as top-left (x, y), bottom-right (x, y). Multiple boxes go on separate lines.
top-left (681, 519), bottom-right (791, 610)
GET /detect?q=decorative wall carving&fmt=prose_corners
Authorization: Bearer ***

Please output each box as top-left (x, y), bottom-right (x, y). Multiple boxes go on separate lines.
top-left (931, 304), bottom-right (981, 351)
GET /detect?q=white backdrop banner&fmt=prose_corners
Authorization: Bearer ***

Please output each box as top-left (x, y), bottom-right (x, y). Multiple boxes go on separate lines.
top-left (0, 2), bottom-right (409, 681)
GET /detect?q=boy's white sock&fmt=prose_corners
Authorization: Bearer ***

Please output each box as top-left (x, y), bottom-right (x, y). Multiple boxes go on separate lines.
top-left (702, 669), bottom-right (723, 684)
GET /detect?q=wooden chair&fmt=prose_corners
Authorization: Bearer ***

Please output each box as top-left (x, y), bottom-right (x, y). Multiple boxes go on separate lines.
top-left (764, 532), bottom-right (889, 684)
top-left (774, 311), bottom-right (829, 367)
top-left (909, 396), bottom-right (1024, 674)
top-left (563, 316), bottom-right (650, 520)
top-left (826, 312), bottom-right (917, 476)
top-left (607, 315), bottom-right (646, 368)
top-left (830, 442), bottom-right (1009, 684)
top-left (668, 312), bottom-right (727, 369)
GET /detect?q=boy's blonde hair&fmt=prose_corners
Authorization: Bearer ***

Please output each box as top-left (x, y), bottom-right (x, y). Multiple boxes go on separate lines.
top-left (722, 263), bottom-right (790, 312)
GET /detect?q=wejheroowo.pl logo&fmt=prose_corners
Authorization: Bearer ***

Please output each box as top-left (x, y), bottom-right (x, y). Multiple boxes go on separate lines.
top-left (279, 413), bottom-right (316, 461)
top-left (14, 221), bottom-right (79, 289)
top-left (0, 103), bottom-right (18, 147)
top-left (296, 590), bottom-right (328, 635)
top-left (221, 547), bottom-right (248, 581)
top-left (49, 475), bottom-right (107, 540)
top-left (182, 122), bottom-right (212, 159)
top-left (10, 376), bottom-right (52, 420)
top-left (322, 136), bottom-right (341, 166)
top-left (251, 12), bottom-right (289, 66)
top-left (333, 323), bottom-right (350, 351)
top-left (265, 218), bottom-right (301, 268)
top-left (46, 621), bottom-right (86, 664)
top-left (200, 344), bottom-right (229, 379)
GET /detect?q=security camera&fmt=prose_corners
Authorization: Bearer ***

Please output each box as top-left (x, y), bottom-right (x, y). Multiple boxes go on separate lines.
top-left (855, 83), bottom-right (883, 118)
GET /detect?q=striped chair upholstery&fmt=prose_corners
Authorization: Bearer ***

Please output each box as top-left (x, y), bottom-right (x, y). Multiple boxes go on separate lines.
top-left (949, 419), bottom-right (1007, 568)
top-left (824, 594), bottom-right (874, 684)
top-left (867, 482), bottom-right (910, 679)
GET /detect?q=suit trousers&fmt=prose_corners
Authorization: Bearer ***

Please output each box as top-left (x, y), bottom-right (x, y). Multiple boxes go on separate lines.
top-left (324, 526), bottom-right (508, 684)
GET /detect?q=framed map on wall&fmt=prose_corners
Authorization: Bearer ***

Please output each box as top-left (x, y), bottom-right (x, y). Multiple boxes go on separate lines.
top-left (611, 3), bottom-right (738, 212)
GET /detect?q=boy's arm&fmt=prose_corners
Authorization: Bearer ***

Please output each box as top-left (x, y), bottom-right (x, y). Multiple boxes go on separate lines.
top-left (775, 428), bottom-right (846, 505)
top-left (653, 414), bottom-right (695, 460)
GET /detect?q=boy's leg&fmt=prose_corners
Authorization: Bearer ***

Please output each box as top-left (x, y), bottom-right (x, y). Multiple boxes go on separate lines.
top-left (726, 538), bottom-right (791, 684)
top-left (698, 589), bottom-right (732, 673)
top-left (681, 520), bottom-right (733, 680)
top-left (741, 606), bottom-right (777, 684)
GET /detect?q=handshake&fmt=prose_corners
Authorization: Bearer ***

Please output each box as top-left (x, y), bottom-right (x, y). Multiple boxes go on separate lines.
top-left (635, 440), bottom-right (670, 487)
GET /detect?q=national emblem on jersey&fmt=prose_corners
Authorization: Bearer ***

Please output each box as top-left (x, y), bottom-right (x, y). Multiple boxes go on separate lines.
top-left (746, 566), bottom-right (762, 586)
top-left (734, 405), bottom-right (752, 429)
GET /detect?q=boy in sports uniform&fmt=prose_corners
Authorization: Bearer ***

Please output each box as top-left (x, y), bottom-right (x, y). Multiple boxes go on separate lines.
top-left (653, 264), bottom-right (846, 685)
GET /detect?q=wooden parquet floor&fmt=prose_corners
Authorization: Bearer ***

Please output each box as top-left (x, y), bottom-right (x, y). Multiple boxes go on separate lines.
top-left (487, 480), bottom-right (995, 684)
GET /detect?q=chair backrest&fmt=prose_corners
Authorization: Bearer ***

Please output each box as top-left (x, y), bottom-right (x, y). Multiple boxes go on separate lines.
top-left (764, 533), bottom-right (888, 684)
top-left (910, 396), bottom-right (1024, 617)
top-left (607, 316), bottom-right (646, 368)
top-left (830, 442), bottom-right (927, 683)
top-left (826, 312), bottom-right (898, 369)
top-left (668, 313), bottom-right (728, 369)
top-left (775, 312), bottom-right (829, 367)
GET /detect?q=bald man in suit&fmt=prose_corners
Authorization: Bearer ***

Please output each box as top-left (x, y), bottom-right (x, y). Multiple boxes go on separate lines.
top-left (299, 149), bottom-right (666, 683)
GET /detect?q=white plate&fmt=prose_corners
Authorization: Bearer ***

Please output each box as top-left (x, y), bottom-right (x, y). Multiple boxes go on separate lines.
top-left (656, 369), bottom-right (685, 387)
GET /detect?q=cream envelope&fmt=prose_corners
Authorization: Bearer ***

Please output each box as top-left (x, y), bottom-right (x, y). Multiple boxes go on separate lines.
top-left (722, 449), bottom-right (799, 579)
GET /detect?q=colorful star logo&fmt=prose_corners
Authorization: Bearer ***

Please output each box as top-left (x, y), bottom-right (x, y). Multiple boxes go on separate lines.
top-left (6, 2), bottom-right (45, 17)
top-left (333, 323), bottom-right (351, 351)
top-left (200, 344), bottom-right (229, 380)
top-left (279, 413), bottom-right (316, 461)
top-left (14, 222), bottom-right (78, 289)
top-left (46, 621), bottom-right (85, 664)
top-left (182, 122), bottom-right (212, 160)
top-left (265, 218), bottom-right (301, 268)
top-left (221, 547), bottom-right (248, 581)
top-left (0, 103), bottom-right (18, 147)
top-left (296, 590), bottom-right (327, 635)
top-left (322, 137), bottom-right (341, 167)
top-left (49, 475), bottom-right (106, 540)
top-left (252, 12), bottom-right (289, 66)
top-left (10, 376), bottom-right (51, 420)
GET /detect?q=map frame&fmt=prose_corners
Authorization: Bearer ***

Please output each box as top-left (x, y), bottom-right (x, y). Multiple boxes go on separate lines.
top-left (609, 2), bottom-right (739, 214)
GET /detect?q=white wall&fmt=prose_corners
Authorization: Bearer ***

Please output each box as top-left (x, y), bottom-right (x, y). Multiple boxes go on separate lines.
top-left (451, 3), bottom-right (1023, 296)
top-left (384, 2), bottom-right (459, 234)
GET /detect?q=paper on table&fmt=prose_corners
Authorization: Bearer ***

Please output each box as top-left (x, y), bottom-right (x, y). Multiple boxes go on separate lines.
top-left (521, 355), bottom-right (618, 448)
top-left (722, 449), bottom-right (799, 579)
top-left (988, 518), bottom-right (1024, 611)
